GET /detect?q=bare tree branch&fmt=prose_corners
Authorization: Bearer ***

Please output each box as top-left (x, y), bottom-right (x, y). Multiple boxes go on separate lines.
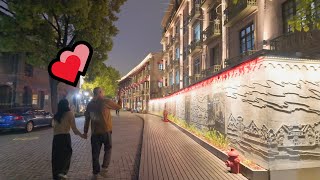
top-left (41, 13), bottom-right (59, 33)
top-left (67, 34), bottom-right (77, 47)
top-left (52, 11), bottom-right (62, 48)
top-left (62, 15), bottom-right (69, 47)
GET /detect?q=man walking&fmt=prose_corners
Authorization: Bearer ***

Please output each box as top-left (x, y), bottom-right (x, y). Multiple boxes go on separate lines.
top-left (83, 87), bottom-right (121, 177)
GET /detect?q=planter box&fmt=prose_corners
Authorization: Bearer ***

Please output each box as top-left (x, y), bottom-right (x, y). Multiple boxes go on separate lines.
top-left (168, 119), bottom-right (269, 180)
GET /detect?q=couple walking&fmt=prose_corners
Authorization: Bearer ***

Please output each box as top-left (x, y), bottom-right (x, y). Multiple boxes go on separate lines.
top-left (52, 87), bottom-right (122, 180)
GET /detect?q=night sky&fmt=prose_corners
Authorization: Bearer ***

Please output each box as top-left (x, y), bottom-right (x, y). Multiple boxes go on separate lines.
top-left (106, 0), bottom-right (169, 76)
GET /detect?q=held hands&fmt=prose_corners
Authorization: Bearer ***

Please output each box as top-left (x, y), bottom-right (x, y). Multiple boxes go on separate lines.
top-left (79, 133), bottom-right (88, 139)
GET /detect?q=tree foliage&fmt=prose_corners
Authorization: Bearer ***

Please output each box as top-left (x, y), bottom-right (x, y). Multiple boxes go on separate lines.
top-left (288, 0), bottom-right (320, 31)
top-left (0, 0), bottom-right (126, 112)
top-left (231, 0), bottom-right (320, 31)
top-left (82, 63), bottom-right (120, 98)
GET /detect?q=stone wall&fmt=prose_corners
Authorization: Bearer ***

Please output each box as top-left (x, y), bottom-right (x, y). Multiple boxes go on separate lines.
top-left (149, 55), bottom-right (320, 171)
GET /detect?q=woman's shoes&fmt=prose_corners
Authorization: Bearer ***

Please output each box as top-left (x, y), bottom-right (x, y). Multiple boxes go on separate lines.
top-left (58, 174), bottom-right (68, 179)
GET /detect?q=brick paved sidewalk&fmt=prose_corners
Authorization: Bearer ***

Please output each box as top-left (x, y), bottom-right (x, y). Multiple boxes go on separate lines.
top-left (138, 114), bottom-right (248, 180)
top-left (0, 111), bottom-right (143, 180)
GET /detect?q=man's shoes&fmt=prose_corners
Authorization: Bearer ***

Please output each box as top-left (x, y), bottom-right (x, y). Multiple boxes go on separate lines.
top-left (58, 174), bottom-right (68, 179)
top-left (91, 174), bottom-right (98, 180)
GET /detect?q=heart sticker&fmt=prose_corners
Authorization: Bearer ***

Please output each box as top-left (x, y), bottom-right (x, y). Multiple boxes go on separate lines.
top-left (48, 41), bottom-right (93, 87)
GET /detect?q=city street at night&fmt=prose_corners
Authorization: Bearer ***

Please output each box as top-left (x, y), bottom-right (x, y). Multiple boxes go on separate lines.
top-left (0, 112), bottom-right (143, 180)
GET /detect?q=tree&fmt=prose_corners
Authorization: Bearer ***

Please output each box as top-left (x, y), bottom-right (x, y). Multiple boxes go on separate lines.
top-left (231, 0), bottom-right (320, 31)
top-left (288, 0), bottom-right (320, 31)
top-left (82, 63), bottom-right (120, 98)
top-left (0, 0), bottom-right (126, 113)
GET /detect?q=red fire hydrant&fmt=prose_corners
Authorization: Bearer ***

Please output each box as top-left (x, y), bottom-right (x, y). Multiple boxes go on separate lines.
top-left (163, 109), bottom-right (169, 122)
top-left (225, 148), bottom-right (240, 174)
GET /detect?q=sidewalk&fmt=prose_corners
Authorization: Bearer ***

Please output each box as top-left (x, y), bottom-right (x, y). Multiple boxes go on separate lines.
top-left (138, 114), bottom-right (247, 180)
top-left (0, 111), bottom-right (143, 180)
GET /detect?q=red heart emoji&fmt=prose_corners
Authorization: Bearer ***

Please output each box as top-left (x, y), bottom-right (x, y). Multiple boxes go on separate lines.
top-left (51, 55), bottom-right (81, 83)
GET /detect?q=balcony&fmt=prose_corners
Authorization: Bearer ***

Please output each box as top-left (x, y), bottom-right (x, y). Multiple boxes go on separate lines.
top-left (188, 39), bottom-right (203, 56)
top-left (200, 0), bottom-right (210, 8)
top-left (224, 0), bottom-right (257, 27)
top-left (190, 73), bottom-right (203, 84)
top-left (172, 59), bottom-right (180, 68)
top-left (173, 34), bottom-right (180, 44)
top-left (188, 4), bottom-right (201, 25)
top-left (224, 50), bottom-right (261, 68)
top-left (270, 30), bottom-right (320, 57)
top-left (203, 19), bottom-right (221, 43)
top-left (203, 65), bottom-right (222, 77)
top-left (173, 84), bottom-right (180, 92)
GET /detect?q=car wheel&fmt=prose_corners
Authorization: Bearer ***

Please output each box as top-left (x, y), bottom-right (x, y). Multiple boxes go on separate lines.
top-left (25, 121), bottom-right (34, 133)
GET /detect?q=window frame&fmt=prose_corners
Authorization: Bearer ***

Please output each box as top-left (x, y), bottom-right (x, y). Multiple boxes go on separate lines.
top-left (239, 23), bottom-right (255, 54)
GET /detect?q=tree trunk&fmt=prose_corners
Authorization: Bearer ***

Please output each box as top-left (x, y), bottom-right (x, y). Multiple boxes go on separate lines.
top-left (49, 77), bottom-right (59, 114)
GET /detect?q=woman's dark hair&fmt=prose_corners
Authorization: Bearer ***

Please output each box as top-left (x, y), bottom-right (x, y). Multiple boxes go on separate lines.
top-left (54, 99), bottom-right (70, 123)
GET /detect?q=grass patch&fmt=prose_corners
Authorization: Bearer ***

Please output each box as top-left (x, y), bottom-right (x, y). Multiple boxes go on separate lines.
top-left (167, 113), bottom-right (264, 170)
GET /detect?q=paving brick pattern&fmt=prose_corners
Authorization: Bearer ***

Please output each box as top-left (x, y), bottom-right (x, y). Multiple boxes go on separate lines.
top-left (138, 114), bottom-right (248, 180)
top-left (0, 111), bottom-right (143, 180)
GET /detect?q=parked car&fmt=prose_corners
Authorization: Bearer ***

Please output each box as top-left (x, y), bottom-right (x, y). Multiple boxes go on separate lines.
top-left (0, 107), bottom-right (53, 133)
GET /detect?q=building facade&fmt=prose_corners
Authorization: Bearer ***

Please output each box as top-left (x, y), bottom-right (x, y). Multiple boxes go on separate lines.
top-left (118, 53), bottom-right (163, 112)
top-left (0, 52), bottom-right (79, 112)
top-left (149, 0), bottom-right (320, 179)
top-left (160, 0), bottom-right (320, 95)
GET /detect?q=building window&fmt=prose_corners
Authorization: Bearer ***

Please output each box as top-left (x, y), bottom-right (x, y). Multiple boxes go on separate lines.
top-left (158, 81), bottom-right (163, 88)
top-left (175, 22), bottom-right (180, 35)
top-left (193, 58), bottom-right (201, 75)
top-left (32, 94), bottom-right (38, 105)
top-left (175, 70), bottom-right (179, 84)
top-left (0, 85), bottom-right (12, 107)
top-left (282, 0), bottom-right (296, 33)
top-left (210, 47), bottom-right (219, 67)
top-left (240, 23), bottom-right (254, 54)
top-left (183, 17), bottom-right (188, 34)
top-left (175, 47), bottom-right (180, 59)
top-left (183, 46), bottom-right (188, 60)
top-left (169, 73), bottom-right (173, 86)
top-left (158, 63), bottom-right (163, 70)
top-left (24, 63), bottom-right (33, 77)
top-left (184, 74), bottom-right (189, 87)
top-left (193, 22), bottom-right (201, 42)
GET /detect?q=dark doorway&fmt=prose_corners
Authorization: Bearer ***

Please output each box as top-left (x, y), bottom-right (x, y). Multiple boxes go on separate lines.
top-left (39, 91), bottom-right (45, 109)
top-left (23, 86), bottom-right (32, 107)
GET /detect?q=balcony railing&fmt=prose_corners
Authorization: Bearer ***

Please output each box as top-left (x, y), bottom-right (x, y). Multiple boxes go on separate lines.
top-left (189, 4), bottom-right (201, 25)
top-left (190, 73), bottom-right (203, 84)
top-left (203, 19), bottom-right (221, 42)
top-left (224, 50), bottom-right (260, 67)
top-left (172, 59), bottom-right (180, 67)
top-left (224, 0), bottom-right (257, 27)
top-left (270, 30), bottom-right (320, 56)
top-left (188, 39), bottom-right (203, 55)
top-left (203, 65), bottom-right (222, 77)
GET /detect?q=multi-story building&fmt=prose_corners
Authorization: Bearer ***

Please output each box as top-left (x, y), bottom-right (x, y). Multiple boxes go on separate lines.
top-left (161, 0), bottom-right (320, 95)
top-left (0, 52), bottom-right (79, 112)
top-left (118, 52), bottom-right (163, 112)
top-left (152, 0), bottom-right (320, 179)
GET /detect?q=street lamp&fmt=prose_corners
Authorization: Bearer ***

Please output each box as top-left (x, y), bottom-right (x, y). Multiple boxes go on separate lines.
top-left (84, 91), bottom-right (89, 96)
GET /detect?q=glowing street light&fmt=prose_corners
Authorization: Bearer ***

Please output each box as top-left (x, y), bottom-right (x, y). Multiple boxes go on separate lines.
top-left (84, 91), bottom-right (89, 96)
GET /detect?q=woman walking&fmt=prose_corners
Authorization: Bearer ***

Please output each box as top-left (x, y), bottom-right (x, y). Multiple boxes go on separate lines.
top-left (52, 99), bottom-right (85, 180)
